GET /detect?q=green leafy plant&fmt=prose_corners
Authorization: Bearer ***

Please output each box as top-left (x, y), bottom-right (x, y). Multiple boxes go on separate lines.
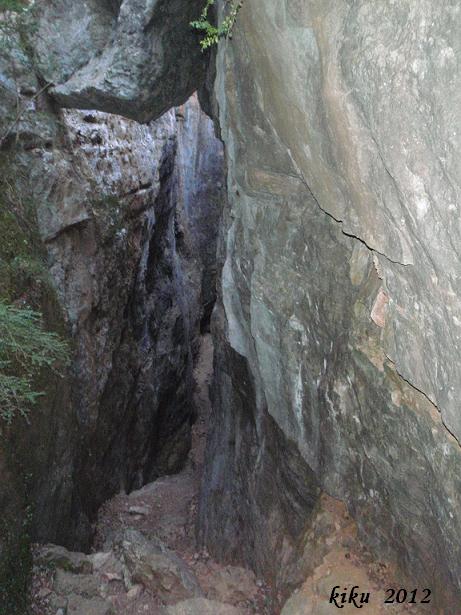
top-left (0, 0), bottom-right (31, 37)
top-left (0, 0), bottom-right (27, 11)
top-left (190, 0), bottom-right (244, 51)
top-left (0, 301), bottom-right (69, 425)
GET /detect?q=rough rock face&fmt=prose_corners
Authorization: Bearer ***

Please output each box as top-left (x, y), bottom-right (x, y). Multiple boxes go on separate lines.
top-left (174, 99), bottom-right (224, 331)
top-left (115, 529), bottom-right (203, 603)
top-left (0, 24), bottom-right (223, 569)
top-left (32, 0), bottom-right (208, 122)
top-left (200, 0), bottom-right (461, 609)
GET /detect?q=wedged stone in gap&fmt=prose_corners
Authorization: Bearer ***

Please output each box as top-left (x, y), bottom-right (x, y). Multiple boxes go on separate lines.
top-left (36, 0), bottom-right (208, 122)
top-left (35, 544), bottom-right (93, 574)
top-left (162, 597), bottom-right (245, 615)
top-left (53, 570), bottom-right (101, 598)
top-left (117, 529), bottom-right (203, 603)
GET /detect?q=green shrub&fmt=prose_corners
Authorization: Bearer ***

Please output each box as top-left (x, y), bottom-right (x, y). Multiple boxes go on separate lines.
top-left (0, 0), bottom-right (27, 11)
top-left (0, 0), bottom-right (30, 32)
top-left (0, 175), bottom-right (69, 426)
top-left (190, 0), bottom-right (244, 50)
top-left (0, 301), bottom-right (69, 425)
top-left (0, 0), bottom-right (35, 51)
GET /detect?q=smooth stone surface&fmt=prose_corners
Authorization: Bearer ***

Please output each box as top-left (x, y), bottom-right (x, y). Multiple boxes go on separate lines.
top-left (200, 0), bottom-right (461, 610)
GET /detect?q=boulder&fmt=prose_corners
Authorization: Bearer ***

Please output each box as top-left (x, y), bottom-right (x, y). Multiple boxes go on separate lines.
top-left (48, 592), bottom-right (113, 615)
top-left (117, 529), bottom-right (203, 604)
top-left (53, 570), bottom-right (101, 599)
top-left (66, 594), bottom-right (114, 615)
top-left (89, 551), bottom-right (127, 586)
top-left (202, 565), bottom-right (258, 604)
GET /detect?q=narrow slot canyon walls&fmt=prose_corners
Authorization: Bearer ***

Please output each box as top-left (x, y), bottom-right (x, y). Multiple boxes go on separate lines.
top-left (199, 0), bottom-right (461, 609)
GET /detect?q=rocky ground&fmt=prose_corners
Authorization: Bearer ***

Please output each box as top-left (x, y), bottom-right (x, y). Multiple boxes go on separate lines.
top-left (30, 335), bottom-right (435, 615)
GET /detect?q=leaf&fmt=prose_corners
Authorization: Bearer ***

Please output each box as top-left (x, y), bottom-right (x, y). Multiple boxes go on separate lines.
top-left (191, 0), bottom-right (244, 50)
top-left (0, 301), bottom-right (69, 424)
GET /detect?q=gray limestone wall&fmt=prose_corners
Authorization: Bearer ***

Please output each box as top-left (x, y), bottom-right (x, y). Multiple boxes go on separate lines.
top-left (0, 20), bottom-right (223, 556)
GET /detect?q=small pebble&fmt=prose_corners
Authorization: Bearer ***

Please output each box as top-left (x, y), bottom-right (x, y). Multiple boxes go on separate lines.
top-left (128, 505), bottom-right (150, 516)
top-left (127, 584), bottom-right (143, 600)
top-left (105, 572), bottom-right (123, 582)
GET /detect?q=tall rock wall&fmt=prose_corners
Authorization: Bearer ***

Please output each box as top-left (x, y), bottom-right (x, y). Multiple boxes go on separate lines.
top-left (0, 21), bottom-right (223, 561)
top-left (200, 0), bottom-right (461, 609)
